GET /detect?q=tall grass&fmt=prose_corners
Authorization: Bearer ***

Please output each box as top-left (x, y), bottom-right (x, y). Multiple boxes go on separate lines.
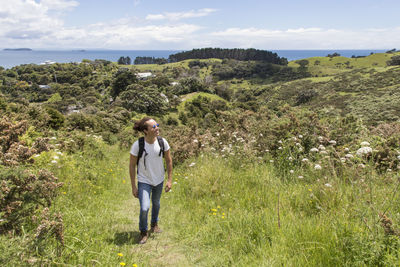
top-left (163, 154), bottom-right (400, 266)
top-left (2, 139), bottom-right (400, 266)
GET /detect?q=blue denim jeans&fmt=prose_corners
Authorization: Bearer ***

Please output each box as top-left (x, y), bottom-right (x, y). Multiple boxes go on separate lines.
top-left (138, 181), bottom-right (163, 232)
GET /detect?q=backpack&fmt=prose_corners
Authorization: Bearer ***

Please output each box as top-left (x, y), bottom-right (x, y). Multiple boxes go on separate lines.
top-left (137, 136), bottom-right (165, 173)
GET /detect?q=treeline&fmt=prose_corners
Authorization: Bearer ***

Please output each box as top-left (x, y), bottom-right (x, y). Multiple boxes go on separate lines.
top-left (134, 57), bottom-right (168, 65)
top-left (168, 48), bottom-right (288, 65)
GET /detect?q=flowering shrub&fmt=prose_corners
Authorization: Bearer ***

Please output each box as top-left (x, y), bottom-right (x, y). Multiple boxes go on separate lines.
top-left (0, 168), bottom-right (63, 234)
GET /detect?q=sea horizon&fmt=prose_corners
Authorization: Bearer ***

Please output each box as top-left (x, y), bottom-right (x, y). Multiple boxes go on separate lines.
top-left (0, 49), bottom-right (389, 69)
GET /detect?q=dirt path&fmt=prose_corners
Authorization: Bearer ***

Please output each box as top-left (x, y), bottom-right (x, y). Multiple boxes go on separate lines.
top-left (112, 197), bottom-right (191, 267)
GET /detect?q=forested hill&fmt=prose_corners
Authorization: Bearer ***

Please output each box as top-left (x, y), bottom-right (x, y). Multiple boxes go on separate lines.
top-left (168, 48), bottom-right (288, 65)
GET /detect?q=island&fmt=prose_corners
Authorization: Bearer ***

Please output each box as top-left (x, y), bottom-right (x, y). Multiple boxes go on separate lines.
top-left (3, 48), bottom-right (32, 51)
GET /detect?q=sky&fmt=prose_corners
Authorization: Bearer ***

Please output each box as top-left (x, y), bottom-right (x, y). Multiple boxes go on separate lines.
top-left (0, 0), bottom-right (399, 50)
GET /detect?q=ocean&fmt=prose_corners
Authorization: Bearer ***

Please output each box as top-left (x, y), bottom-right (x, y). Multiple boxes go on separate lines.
top-left (0, 49), bottom-right (388, 69)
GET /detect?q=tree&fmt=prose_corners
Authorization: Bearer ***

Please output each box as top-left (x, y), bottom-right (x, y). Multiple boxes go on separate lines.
top-left (387, 55), bottom-right (400, 66)
top-left (110, 69), bottom-right (138, 99)
top-left (117, 56), bottom-right (131, 65)
top-left (119, 84), bottom-right (168, 115)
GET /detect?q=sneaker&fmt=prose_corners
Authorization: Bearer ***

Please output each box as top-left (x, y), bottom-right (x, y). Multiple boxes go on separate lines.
top-left (150, 223), bottom-right (163, 233)
top-left (139, 231), bottom-right (148, 244)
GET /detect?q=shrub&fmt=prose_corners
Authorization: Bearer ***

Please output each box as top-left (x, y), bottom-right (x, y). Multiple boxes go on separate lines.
top-left (0, 168), bottom-right (63, 234)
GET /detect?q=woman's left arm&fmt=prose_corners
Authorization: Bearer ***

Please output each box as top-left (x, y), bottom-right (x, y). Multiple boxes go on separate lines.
top-left (164, 150), bottom-right (173, 192)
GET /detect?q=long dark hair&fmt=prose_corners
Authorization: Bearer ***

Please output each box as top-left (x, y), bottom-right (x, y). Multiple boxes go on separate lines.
top-left (133, 117), bottom-right (152, 132)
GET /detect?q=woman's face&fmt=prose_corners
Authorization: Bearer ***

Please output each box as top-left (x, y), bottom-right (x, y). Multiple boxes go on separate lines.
top-left (144, 119), bottom-right (159, 136)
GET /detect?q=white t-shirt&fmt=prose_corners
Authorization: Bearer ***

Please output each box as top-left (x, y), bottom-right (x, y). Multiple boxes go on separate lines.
top-left (130, 137), bottom-right (170, 186)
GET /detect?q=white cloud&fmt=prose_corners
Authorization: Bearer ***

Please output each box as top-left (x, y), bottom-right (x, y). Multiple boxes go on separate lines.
top-left (0, 0), bottom-right (78, 41)
top-left (0, 1), bottom-right (398, 50)
top-left (146, 8), bottom-right (217, 21)
top-left (210, 27), bottom-right (400, 49)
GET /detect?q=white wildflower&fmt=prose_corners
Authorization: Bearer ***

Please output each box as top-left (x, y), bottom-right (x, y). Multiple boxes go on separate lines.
top-left (358, 163), bottom-right (366, 169)
top-left (324, 183), bottom-right (332, 188)
top-left (173, 182), bottom-right (178, 184)
top-left (288, 156), bottom-right (293, 161)
top-left (53, 155), bottom-right (59, 160)
top-left (193, 139), bottom-right (198, 143)
top-left (318, 136), bottom-right (324, 142)
top-left (310, 148), bottom-right (319, 153)
top-left (298, 147), bottom-right (303, 152)
top-left (269, 160), bottom-right (274, 163)
top-left (340, 157), bottom-right (346, 163)
top-left (314, 164), bottom-right (322, 170)
top-left (329, 140), bottom-right (337, 145)
top-left (302, 158), bottom-right (309, 162)
top-left (34, 154), bottom-right (40, 158)
top-left (278, 140), bottom-right (283, 144)
top-left (295, 142), bottom-right (301, 146)
top-left (298, 135), bottom-right (303, 139)
top-left (318, 145), bottom-right (326, 151)
top-left (278, 147), bottom-right (282, 150)
top-left (356, 147), bottom-right (372, 156)
top-left (320, 151), bottom-right (328, 155)
top-left (387, 169), bottom-right (392, 172)
top-left (360, 141), bottom-right (370, 147)
top-left (56, 151), bottom-right (62, 155)
top-left (50, 137), bottom-right (57, 140)
top-left (51, 160), bottom-right (57, 164)
top-left (298, 175), bottom-right (304, 179)
top-left (260, 133), bottom-right (263, 137)
top-left (289, 170), bottom-right (294, 174)
top-left (216, 133), bottom-right (220, 137)
top-left (189, 162), bottom-right (196, 167)
top-left (397, 155), bottom-right (400, 160)
top-left (344, 147), bottom-right (349, 153)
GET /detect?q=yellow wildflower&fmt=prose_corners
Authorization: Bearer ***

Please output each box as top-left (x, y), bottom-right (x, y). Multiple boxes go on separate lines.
top-left (211, 208), bottom-right (217, 212)
top-left (213, 213), bottom-right (217, 215)
top-left (308, 188), bottom-right (312, 192)
top-left (222, 216), bottom-right (225, 219)
top-left (117, 253), bottom-right (123, 257)
top-left (120, 262), bottom-right (126, 266)
top-left (217, 205), bottom-right (221, 209)
top-left (133, 264), bottom-right (138, 267)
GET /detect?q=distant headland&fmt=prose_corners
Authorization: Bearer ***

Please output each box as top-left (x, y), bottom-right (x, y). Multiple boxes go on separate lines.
top-left (3, 48), bottom-right (32, 51)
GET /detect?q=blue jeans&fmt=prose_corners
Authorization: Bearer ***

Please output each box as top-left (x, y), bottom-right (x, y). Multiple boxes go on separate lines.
top-left (138, 181), bottom-right (163, 232)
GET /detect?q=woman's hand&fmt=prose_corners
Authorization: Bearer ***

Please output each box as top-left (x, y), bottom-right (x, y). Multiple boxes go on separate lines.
top-left (132, 186), bottom-right (138, 198)
top-left (165, 180), bottom-right (172, 192)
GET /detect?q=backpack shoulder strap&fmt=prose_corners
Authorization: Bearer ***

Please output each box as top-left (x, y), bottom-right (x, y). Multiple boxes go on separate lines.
top-left (157, 136), bottom-right (165, 157)
top-left (137, 137), bottom-right (145, 172)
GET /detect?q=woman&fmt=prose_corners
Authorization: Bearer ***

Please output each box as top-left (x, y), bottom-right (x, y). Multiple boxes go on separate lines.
top-left (129, 117), bottom-right (173, 244)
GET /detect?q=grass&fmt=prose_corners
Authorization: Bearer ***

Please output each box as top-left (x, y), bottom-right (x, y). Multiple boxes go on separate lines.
top-left (288, 52), bottom-right (400, 77)
top-left (3, 136), bottom-right (400, 266)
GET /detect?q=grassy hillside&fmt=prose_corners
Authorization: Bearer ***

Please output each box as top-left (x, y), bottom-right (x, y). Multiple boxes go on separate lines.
top-left (289, 51), bottom-right (400, 76)
top-left (2, 50), bottom-right (400, 266)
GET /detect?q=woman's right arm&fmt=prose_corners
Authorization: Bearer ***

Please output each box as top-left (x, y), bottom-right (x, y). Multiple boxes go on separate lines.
top-left (129, 154), bottom-right (138, 198)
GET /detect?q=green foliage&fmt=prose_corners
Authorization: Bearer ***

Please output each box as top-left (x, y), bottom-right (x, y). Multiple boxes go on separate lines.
top-left (117, 56), bottom-right (131, 65)
top-left (65, 113), bottom-right (98, 131)
top-left (110, 68), bottom-right (138, 99)
top-left (0, 167), bottom-right (63, 234)
top-left (119, 84), bottom-right (168, 115)
top-left (46, 107), bottom-right (65, 130)
top-left (387, 55), bottom-right (400, 66)
top-left (169, 48), bottom-right (287, 65)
